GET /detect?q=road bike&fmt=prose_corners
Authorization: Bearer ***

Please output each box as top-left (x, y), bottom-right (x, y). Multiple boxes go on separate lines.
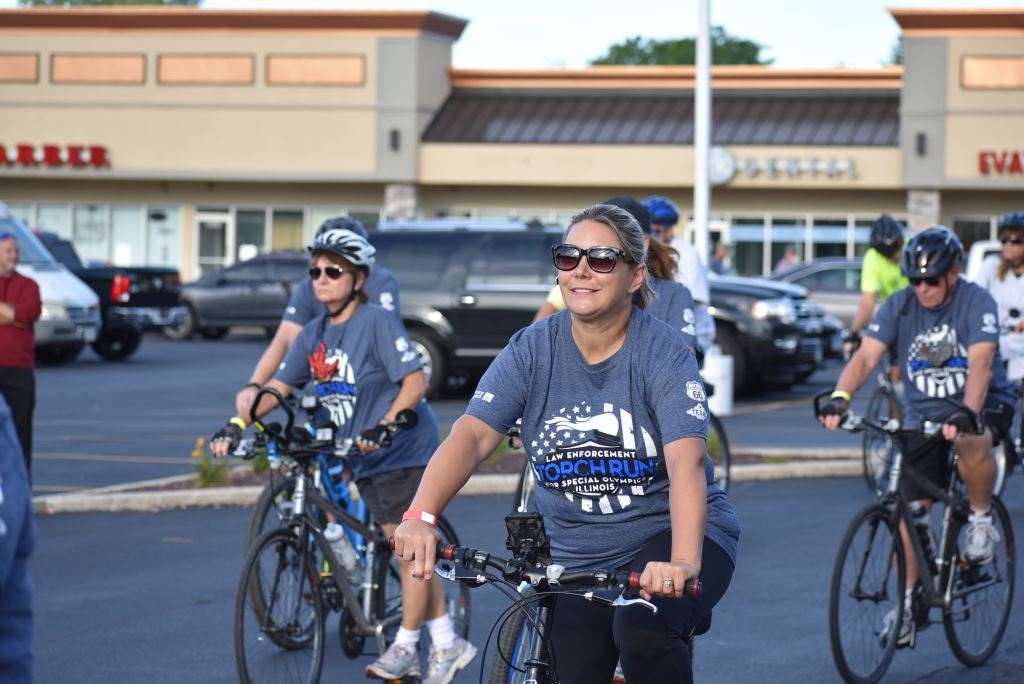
top-left (817, 393), bottom-right (1016, 683)
top-left (418, 512), bottom-right (701, 684)
top-left (231, 387), bottom-right (470, 683)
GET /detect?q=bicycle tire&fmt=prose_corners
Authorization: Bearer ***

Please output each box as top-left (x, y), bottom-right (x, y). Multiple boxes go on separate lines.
top-left (829, 503), bottom-right (906, 684)
top-left (992, 439), bottom-right (1013, 498)
top-left (943, 495), bottom-right (1016, 666)
top-left (246, 478), bottom-right (296, 550)
top-left (235, 527), bottom-right (325, 684)
top-left (861, 387), bottom-right (895, 495)
top-left (487, 603), bottom-right (536, 684)
top-left (513, 464), bottom-right (537, 513)
top-left (707, 413), bottom-right (732, 492)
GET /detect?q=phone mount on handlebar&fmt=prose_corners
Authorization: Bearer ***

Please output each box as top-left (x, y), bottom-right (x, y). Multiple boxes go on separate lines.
top-left (505, 512), bottom-right (552, 566)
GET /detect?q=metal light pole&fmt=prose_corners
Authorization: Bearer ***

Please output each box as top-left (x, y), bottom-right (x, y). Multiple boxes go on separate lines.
top-left (693, 0), bottom-right (711, 265)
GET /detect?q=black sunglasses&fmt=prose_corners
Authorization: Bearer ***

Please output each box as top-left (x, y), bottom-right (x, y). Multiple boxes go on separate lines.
top-left (308, 265), bottom-right (347, 281)
top-left (999, 234), bottom-right (1024, 245)
top-left (552, 244), bottom-right (627, 273)
top-left (909, 275), bottom-right (941, 288)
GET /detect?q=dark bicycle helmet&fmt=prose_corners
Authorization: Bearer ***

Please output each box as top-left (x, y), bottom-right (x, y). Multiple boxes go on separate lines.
top-left (869, 215), bottom-right (906, 258)
top-left (316, 216), bottom-right (368, 240)
top-left (603, 196), bottom-right (652, 234)
top-left (309, 227), bottom-right (375, 269)
top-left (901, 226), bottom-right (963, 279)
top-left (998, 211), bottom-right (1024, 232)
top-left (642, 195), bottom-right (680, 226)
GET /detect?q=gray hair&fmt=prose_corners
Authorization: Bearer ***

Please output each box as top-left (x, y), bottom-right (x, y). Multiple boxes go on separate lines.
top-left (564, 204), bottom-right (656, 308)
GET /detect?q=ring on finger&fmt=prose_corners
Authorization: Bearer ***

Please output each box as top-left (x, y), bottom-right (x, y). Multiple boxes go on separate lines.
top-left (662, 578), bottom-right (674, 590)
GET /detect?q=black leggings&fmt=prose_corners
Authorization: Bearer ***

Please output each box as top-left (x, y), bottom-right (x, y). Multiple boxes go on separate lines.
top-left (548, 532), bottom-right (734, 684)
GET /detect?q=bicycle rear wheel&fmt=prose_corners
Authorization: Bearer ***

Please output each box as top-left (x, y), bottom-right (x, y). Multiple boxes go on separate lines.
top-left (862, 388), bottom-right (895, 495)
top-left (235, 528), bottom-right (325, 684)
top-left (943, 496), bottom-right (1016, 666)
top-left (829, 504), bottom-right (905, 684)
top-left (707, 413), bottom-right (731, 492)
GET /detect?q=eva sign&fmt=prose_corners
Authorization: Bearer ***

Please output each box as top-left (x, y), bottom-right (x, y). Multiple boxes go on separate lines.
top-left (978, 150), bottom-right (1024, 176)
top-left (0, 144), bottom-right (110, 168)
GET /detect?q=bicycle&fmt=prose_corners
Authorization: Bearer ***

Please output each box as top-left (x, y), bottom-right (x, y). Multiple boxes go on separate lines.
top-left (232, 387), bottom-right (471, 684)
top-left (414, 511), bottom-right (701, 684)
top-left (861, 370), bottom-right (903, 496)
top-left (816, 393), bottom-right (1016, 684)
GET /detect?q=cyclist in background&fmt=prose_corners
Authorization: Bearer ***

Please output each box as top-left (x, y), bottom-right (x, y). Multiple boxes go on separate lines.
top-left (234, 217), bottom-right (402, 418)
top-left (819, 226), bottom-right (1017, 647)
top-left (211, 227), bottom-right (475, 683)
top-left (642, 196), bottom-right (715, 353)
top-left (396, 204), bottom-right (739, 684)
top-left (975, 211), bottom-right (1024, 383)
top-left (849, 215), bottom-right (909, 343)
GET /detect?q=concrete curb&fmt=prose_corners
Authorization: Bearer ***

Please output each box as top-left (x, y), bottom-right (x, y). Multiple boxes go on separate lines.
top-left (33, 451), bottom-right (867, 515)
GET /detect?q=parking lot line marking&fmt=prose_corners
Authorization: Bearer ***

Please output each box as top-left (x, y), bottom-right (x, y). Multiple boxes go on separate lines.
top-left (730, 397), bottom-right (811, 416)
top-left (35, 452), bottom-right (194, 465)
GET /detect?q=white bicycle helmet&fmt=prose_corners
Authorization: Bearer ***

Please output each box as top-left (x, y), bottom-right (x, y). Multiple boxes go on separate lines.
top-left (309, 228), bottom-right (375, 269)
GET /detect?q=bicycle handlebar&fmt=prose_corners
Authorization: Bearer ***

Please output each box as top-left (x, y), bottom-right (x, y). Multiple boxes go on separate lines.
top-left (812, 389), bottom-right (984, 436)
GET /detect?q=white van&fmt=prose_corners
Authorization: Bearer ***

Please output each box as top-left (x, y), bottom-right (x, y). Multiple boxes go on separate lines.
top-left (1, 204), bottom-right (101, 364)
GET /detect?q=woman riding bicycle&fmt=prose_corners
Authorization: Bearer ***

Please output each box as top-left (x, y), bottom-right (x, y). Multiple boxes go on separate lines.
top-left (975, 211), bottom-right (1024, 383)
top-left (211, 227), bottom-right (475, 683)
top-left (396, 204), bottom-right (740, 684)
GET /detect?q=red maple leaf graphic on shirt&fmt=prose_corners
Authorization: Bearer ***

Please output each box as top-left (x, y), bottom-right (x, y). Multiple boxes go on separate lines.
top-left (307, 342), bottom-right (339, 382)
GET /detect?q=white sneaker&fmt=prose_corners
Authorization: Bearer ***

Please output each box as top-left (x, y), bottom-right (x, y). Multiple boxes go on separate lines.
top-left (422, 636), bottom-right (477, 684)
top-left (880, 605), bottom-right (914, 649)
top-left (963, 513), bottom-right (999, 564)
top-left (365, 641), bottom-right (420, 680)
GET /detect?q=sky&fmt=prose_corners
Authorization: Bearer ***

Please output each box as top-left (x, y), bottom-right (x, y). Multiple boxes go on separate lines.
top-left (3, 1), bottom-right (1024, 69)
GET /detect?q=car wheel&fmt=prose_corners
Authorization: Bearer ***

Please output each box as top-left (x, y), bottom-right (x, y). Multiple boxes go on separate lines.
top-left (408, 329), bottom-right (446, 398)
top-left (36, 342), bottom-right (85, 366)
top-left (163, 304), bottom-right (196, 340)
top-left (715, 325), bottom-right (749, 396)
top-left (199, 327), bottom-right (229, 340)
top-left (91, 326), bottom-right (142, 361)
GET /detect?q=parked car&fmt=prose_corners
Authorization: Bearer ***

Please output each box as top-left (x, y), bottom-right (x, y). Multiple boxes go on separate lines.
top-left (964, 240), bottom-right (1001, 283)
top-left (166, 252), bottom-right (309, 340)
top-left (770, 257), bottom-right (862, 329)
top-left (36, 232), bottom-right (186, 360)
top-left (0, 206), bottom-right (101, 365)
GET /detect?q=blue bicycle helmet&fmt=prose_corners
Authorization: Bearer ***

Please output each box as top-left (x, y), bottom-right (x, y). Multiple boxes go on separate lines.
top-left (316, 216), bottom-right (368, 240)
top-left (901, 226), bottom-right (963, 279)
top-left (998, 211), bottom-right (1024, 232)
top-left (642, 196), bottom-right (680, 226)
top-left (869, 215), bottom-right (906, 258)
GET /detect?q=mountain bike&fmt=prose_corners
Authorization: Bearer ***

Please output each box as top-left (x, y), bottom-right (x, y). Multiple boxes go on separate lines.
top-left (231, 387), bottom-right (470, 684)
top-left (415, 512), bottom-right (701, 684)
top-left (816, 393), bottom-right (1016, 683)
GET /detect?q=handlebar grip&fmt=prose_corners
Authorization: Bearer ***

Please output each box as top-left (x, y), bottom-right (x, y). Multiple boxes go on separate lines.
top-left (625, 571), bottom-right (700, 596)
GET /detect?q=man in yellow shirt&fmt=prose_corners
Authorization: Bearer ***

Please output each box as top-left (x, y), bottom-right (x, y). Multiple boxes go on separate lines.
top-left (851, 215), bottom-right (909, 336)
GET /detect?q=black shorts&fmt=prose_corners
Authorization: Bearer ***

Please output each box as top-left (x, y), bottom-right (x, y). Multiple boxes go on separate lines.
top-left (356, 467), bottom-right (426, 526)
top-left (900, 401), bottom-right (1015, 502)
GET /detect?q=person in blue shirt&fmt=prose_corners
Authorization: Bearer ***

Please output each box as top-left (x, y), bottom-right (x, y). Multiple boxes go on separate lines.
top-left (212, 227), bottom-right (475, 683)
top-left (394, 204), bottom-right (739, 684)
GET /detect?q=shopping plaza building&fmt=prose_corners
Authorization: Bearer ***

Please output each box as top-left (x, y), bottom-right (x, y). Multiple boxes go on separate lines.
top-left (1, 6), bottom-right (1023, 279)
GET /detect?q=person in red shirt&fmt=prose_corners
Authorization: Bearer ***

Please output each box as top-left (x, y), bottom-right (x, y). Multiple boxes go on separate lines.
top-left (0, 232), bottom-right (41, 474)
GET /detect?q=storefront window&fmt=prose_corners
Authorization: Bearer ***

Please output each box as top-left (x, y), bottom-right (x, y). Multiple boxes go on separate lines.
top-left (73, 204), bottom-right (108, 264)
top-left (349, 209), bottom-right (381, 232)
top-left (952, 218), bottom-right (993, 254)
top-left (770, 217), bottom-right (807, 275)
top-left (308, 207), bottom-right (343, 240)
top-left (730, 217), bottom-right (766, 277)
top-left (236, 209), bottom-right (266, 262)
top-left (37, 203), bottom-right (71, 238)
top-left (811, 219), bottom-right (848, 259)
top-left (853, 220), bottom-right (873, 257)
top-left (4, 203), bottom-right (33, 227)
top-left (271, 209), bottom-right (304, 251)
top-left (147, 207), bottom-right (180, 267)
top-left (110, 205), bottom-right (144, 266)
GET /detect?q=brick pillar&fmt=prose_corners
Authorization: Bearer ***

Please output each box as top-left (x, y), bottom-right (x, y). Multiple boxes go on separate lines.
top-left (907, 190), bottom-right (941, 233)
top-left (384, 183), bottom-right (419, 221)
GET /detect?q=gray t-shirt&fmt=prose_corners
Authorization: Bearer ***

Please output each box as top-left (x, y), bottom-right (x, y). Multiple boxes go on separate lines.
top-left (646, 277), bottom-right (698, 351)
top-left (866, 279), bottom-right (1016, 423)
top-left (282, 266), bottom-right (401, 326)
top-left (276, 304), bottom-right (437, 479)
top-left (467, 308), bottom-right (739, 570)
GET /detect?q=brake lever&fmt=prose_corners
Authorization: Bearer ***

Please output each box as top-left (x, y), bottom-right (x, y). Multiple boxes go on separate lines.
top-left (604, 593), bottom-right (658, 615)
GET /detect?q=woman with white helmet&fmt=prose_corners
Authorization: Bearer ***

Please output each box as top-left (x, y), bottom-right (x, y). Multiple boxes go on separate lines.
top-left (212, 227), bottom-right (476, 683)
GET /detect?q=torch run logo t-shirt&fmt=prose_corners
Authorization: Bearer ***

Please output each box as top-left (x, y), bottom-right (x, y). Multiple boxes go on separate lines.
top-left (866, 279), bottom-right (1016, 424)
top-left (467, 308), bottom-right (739, 570)
top-left (276, 304), bottom-right (437, 480)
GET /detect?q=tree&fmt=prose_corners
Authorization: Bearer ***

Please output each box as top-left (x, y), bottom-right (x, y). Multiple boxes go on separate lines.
top-left (590, 26), bottom-right (772, 66)
top-left (18, 1), bottom-right (201, 6)
top-left (885, 36), bottom-right (903, 66)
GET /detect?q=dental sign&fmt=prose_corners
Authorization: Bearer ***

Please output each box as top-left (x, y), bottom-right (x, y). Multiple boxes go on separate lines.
top-left (709, 146), bottom-right (858, 185)
top-left (0, 143), bottom-right (111, 169)
top-left (978, 150), bottom-right (1024, 176)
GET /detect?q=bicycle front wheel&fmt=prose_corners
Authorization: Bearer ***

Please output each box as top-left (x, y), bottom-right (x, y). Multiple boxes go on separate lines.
top-left (246, 478), bottom-right (296, 549)
top-left (943, 496), bottom-right (1016, 666)
top-left (235, 527), bottom-right (325, 684)
top-left (487, 601), bottom-right (539, 684)
top-left (862, 387), bottom-right (895, 495)
top-left (829, 504), bottom-right (905, 684)
top-left (707, 413), bottom-right (731, 492)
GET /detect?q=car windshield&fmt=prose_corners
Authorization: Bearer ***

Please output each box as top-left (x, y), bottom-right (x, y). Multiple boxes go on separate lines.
top-left (0, 217), bottom-right (58, 265)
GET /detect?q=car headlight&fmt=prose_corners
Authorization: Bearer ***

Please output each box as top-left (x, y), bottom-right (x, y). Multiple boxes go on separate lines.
top-left (751, 298), bottom-right (797, 324)
top-left (41, 301), bottom-right (68, 319)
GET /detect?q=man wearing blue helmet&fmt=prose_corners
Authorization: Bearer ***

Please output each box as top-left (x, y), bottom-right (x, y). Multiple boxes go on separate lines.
top-left (642, 196), bottom-right (715, 353)
top-left (235, 216), bottom-right (402, 417)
